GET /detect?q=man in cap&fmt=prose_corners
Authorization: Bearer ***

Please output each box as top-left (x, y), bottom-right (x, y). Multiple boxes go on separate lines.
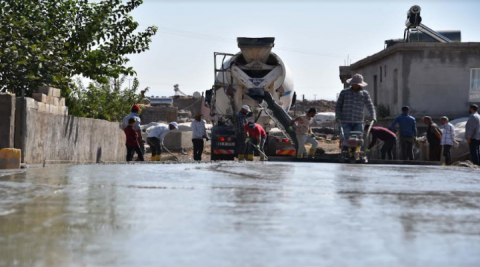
top-left (335, 74), bottom-right (376, 153)
top-left (391, 106), bottom-right (417, 160)
top-left (440, 116), bottom-right (456, 166)
top-left (146, 122), bottom-right (179, 161)
top-left (291, 107), bottom-right (318, 158)
top-left (465, 104), bottom-right (480, 165)
top-left (191, 114), bottom-right (208, 161)
top-left (422, 116), bottom-right (442, 162)
top-left (235, 105), bottom-right (253, 160)
top-left (122, 105), bottom-right (145, 159)
top-left (244, 121), bottom-right (267, 161)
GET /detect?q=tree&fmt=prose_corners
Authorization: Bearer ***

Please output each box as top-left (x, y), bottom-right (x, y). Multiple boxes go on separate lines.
top-left (0, 0), bottom-right (157, 95)
top-left (68, 76), bottom-right (148, 122)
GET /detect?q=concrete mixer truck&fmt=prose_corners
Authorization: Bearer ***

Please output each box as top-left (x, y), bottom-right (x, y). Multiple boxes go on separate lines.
top-left (205, 37), bottom-right (298, 161)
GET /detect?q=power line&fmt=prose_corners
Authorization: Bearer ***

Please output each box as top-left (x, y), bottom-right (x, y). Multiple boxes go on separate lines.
top-left (157, 26), bottom-right (349, 59)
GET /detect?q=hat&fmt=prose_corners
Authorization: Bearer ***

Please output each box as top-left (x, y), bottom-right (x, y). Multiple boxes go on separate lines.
top-left (402, 106), bottom-right (410, 111)
top-left (346, 74), bottom-right (368, 87)
top-left (422, 116), bottom-right (432, 121)
top-left (440, 116), bottom-right (449, 121)
top-left (169, 122), bottom-right (179, 129)
top-left (247, 121), bottom-right (255, 129)
top-left (131, 105), bottom-right (140, 112)
top-left (241, 105), bottom-right (251, 112)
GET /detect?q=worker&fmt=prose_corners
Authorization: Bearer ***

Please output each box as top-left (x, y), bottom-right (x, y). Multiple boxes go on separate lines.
top-left (466, 104), bottom-right (480, 165)
top-left (422, 116), bottom-right (442, 162)
top-left (146, 122), bottom-right (179, 161)
top-left (335, 74), bottom-right (376, 152)
top-left (391, 106), bottom-right (417, 160)
top-left (191, 114), bottom-right (208, 161)
top-left (124, 118), bottom-right (145, 162)
top-left (121, 105), bottom-right (145, 159)
top-left (291, 107), bottom-right (318, 158)
top-left (440, 116), bottom-right (456, 166)
top-left (364, 125), bottom-right (397, 160)
top-left (235, 105), bottom-right (252, 160)
top-left (244, 121), bottom-right (267, 161)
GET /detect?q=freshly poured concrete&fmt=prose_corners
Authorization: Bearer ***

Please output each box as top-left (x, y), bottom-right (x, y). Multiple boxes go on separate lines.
top-left (0, 163), bottom-right (479, 267)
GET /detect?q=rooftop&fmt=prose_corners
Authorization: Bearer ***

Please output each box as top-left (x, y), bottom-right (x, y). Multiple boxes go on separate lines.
top-left (350, 42), bottom-right (480, 69)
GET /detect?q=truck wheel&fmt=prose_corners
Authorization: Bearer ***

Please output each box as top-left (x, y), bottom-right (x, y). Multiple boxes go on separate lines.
top-left (265, 136), bottom-right (277, 156)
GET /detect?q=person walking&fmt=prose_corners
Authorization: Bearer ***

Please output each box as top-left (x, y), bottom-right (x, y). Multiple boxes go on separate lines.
top-left (244, 121), bottom-right (267, 161)
top-left (291, 108), bottom-right (319, 158)
top-left (146, 122), bottom-right (179, 161)
top-left (235, 105), bottom-right (252, 160)
top-left (391, 106), bottom-right (417, 160)
top-left (364, 125), bottom-right (397, 160)
top-left (124, 118), bottom-right (145, 162)
top-left (191, 114), bottom-right (208, 161)
top-left (423, 116), bottom-right (442, 162)
top-left (121, 105), bottom-right (145, 159)
top-left (440, 116), bottom-right (456, 166)
top-left (335, 74), bottom-right (376, 152)
top-left (465, 104), bottom-right (480, 165)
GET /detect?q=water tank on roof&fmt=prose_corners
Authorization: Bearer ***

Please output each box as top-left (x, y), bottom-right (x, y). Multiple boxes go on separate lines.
top-left (193, 91), bottom-right (201, 99)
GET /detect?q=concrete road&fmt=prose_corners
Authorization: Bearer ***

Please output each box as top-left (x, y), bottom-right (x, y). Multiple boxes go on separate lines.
top-left (0, 163), bottom-right (479, 267)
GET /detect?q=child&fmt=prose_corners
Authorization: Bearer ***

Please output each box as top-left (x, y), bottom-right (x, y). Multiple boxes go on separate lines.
top-left (124, 118), bottom-right (144, 162)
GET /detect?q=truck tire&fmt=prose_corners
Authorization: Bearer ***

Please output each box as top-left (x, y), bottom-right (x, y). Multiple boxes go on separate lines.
top-left (265, 136), bottom-right (277, 156)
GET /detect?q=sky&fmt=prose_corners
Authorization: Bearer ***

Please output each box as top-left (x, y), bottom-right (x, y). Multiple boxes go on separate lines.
top-left (123, 0), bottom-right (480, 100)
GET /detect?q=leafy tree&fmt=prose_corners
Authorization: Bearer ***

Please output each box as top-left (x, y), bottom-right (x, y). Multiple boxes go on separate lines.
top-left (0, 0), bottom-right (157, 95)
top-left (68, 76), bottom-right (148, 121)
top-left (376, 103), bottom-right (391, 119)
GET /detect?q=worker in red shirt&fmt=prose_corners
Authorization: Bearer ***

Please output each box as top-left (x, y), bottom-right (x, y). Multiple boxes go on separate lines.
top-left (124, 118), bottom-right (145, 162)
top-left (244, 121), bottom-right (267, 161)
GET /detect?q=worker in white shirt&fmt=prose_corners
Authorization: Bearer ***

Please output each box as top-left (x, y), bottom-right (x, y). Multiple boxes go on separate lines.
top-left (191, 114), bottom-right (209, 161)
top-left (440, 116), bottom-right (457, 166)
top-left (146, 122), bottom-right (179, 161)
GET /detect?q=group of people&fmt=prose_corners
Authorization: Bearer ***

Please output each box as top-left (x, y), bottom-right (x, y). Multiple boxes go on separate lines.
top-left (121, 105), bottom-right (180, 162)
top-left (335, 73), bottom-right (480, 166)
top-left (121, 71), bottom-right (480, 165)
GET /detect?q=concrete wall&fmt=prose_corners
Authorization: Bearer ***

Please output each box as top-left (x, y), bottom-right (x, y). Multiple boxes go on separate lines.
top-left (141, 107), bottom-right (178, 124)
top-left (164, 131), bottom-right (193, 150)
top-left (351, 43), bottom-right (480, 120)
top-left (14, 97), bottom-right (126, 164)
top-left (0, 94), bottom-right (15, 150)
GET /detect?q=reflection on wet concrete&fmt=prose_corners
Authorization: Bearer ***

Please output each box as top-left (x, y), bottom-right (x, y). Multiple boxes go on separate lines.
top-left (0, 163), bottom-right (479, 267)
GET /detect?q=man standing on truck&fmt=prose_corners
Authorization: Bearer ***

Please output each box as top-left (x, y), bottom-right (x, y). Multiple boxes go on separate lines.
top-left (335, 74), bottom-right (376, 152)
top-left (291, 108), bottom-right (318, 158)
top-left (245, 121), bottom-right (267, 161)
top-left (235, 105), bottom-right (252, 160)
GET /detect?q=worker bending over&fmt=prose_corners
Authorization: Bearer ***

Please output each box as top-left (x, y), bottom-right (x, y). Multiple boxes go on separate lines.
top-left (335, 74), bottom-right (376, 152)
top-left (291, 108), bottom-right (318, 158)
top-left (146, 122), bottom-right (179, 161)
top-left (364, 124), bottom-right (396, 160)
top-left (244, 121), bottom-right (267, 161)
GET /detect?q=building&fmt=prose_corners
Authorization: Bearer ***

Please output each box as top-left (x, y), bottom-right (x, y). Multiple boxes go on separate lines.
top-left (341, 42), bottom-right (480, 120)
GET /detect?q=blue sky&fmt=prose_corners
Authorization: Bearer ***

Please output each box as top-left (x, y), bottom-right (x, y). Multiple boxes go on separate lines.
top-left (125, 0), bottom-right (480, 100)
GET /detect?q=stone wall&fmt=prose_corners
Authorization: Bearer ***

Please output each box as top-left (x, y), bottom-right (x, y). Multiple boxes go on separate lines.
top-left (14, 97), bottom-right (126, 164)
top-left (0, 94), bottom-right (15, 150)
top-left (140, 107), bottom-right (178, 124)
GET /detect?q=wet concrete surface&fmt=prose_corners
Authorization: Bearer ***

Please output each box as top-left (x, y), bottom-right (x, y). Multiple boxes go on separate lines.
top-left (0, 163), bottom-right (479, 267)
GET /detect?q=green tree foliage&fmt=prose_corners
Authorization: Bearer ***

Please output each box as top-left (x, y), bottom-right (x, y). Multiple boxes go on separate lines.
top-left (0, 0), bottom-right (157, 95)
top-left (376, 103), bottom-right (391, 119)
top-left (68, 76), bottom-right (148, 121)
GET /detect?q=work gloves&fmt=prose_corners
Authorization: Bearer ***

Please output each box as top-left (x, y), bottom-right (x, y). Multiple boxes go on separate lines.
top-left (372, 118), bottom-right (377, 123)
top-left (245, 137), bottom-right (251, 143)
top-left (366, 149), bottom-right (371, 153)
top-left (335, 117), bottom-right (340, 122)
top-left (309, 133), bottom-right (316, 138)
top-left (288, 126), bottom-right (294, 131)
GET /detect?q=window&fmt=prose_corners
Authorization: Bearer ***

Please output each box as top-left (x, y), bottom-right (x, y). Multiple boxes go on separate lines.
top-left (374, 75), bottom-right (378, 105)
top-left (385, 65), bottom-right (387, 77)
top-left (470, 68), bottom-right (480, 102)
top-left (380, 67), bottom-right (382, 82)
top-left (393, 69), bottom-right (398, 104)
